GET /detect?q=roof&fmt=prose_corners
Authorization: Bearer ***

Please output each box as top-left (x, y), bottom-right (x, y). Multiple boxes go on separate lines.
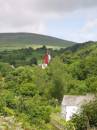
top-left (62, 94), bottom-right (95, 106)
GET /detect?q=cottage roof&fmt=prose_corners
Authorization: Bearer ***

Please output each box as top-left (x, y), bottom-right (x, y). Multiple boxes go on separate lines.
top-left (62, 94), bottom-right (95, 106)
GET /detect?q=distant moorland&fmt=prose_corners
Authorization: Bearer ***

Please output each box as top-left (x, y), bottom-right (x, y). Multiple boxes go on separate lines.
top-left (0, 33), bottom-right (76, 51)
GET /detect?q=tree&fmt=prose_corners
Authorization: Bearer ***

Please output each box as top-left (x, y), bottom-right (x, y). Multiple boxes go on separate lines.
top-left (48, 57), bottom-right (66, 102)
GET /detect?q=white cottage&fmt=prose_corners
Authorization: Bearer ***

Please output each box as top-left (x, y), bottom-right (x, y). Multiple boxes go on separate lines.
top-left (61, 95), bottom-right (94, 121)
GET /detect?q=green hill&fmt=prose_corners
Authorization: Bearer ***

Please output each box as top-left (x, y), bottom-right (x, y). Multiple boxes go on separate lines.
top-left (0, 33), bottom-right (76, 51)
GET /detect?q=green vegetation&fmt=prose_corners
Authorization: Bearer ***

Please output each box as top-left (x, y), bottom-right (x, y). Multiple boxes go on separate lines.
top-left (51, 113), bottom-right (75, 130)
top-left (0, 45), bottom-right (61, 67)
top-left (0, 33), bottom-right (75, 51)
top-left (71, 99), bottom-right (97, 130)
top-left (0, 46), bottom-right (46, 67)
top-left (0, 63), bottom-right (63, 129)
top-left (0, 41), bottom-right (97, 129)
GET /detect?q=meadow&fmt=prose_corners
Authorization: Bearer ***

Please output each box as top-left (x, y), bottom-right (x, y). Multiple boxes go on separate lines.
top-left (0, 43), bottom-right (66, 51)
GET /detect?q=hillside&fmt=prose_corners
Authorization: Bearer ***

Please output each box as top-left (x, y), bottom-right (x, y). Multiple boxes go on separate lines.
top-left (0, 41), bottom-right (97, 129)
top-left (0, 33), bottom-right (76, 51)
top-left (61, 41), bottom-right (97, 81)
top-left (62, 41), bottom-right (97, 60)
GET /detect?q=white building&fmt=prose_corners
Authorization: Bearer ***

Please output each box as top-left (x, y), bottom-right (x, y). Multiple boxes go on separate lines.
top-left (61, 95), bottom-right (94, 121)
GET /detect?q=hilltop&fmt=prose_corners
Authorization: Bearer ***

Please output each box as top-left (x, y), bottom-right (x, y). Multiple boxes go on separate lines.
top-left (0, 33), bottom-right (76, 51)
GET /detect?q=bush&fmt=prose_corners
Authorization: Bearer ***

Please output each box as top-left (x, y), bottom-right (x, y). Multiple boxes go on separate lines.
top-left (71, 99), bottom-right (97, 130)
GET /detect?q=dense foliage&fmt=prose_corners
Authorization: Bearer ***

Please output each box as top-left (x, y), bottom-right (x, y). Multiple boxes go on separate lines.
top-left (71, 99), bottom-right (97, 130)
top-left (0, 42), bottom-right (97, 129)
top-left (0, 60), bottom-right (65, 129)
top-left (0, 46), bottom-right (60, 67)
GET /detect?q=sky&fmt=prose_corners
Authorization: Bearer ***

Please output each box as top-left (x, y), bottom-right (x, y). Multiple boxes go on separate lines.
top-left (0, 0), bottom-right (97, 42)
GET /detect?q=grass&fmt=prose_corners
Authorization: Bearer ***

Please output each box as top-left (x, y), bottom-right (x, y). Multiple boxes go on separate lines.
top-left (0, 43), bottom-right (66, 51)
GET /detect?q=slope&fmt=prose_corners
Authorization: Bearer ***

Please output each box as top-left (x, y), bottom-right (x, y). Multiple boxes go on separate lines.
top-left (0, 33), bottom-right (76, 51)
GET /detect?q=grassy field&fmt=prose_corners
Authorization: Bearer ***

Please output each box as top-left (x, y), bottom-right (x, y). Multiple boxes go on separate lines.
top-left (0, 43), bottom-right (67, 51)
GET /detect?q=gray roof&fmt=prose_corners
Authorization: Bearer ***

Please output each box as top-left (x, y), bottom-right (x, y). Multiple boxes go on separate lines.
top-left (62, 94), bottom-right (95, 106)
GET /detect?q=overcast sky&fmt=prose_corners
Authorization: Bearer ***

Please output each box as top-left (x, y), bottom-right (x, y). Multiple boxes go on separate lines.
top-left (0, 0), bottom-right (97, 42)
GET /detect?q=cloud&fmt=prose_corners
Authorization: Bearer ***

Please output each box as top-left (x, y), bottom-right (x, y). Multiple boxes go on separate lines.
top-left (0, 0), bottom-right (97, 42)
top-left (81, 19), bottom-right (97, 33)
top-left (0, 0), bottom-right (97, 25)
